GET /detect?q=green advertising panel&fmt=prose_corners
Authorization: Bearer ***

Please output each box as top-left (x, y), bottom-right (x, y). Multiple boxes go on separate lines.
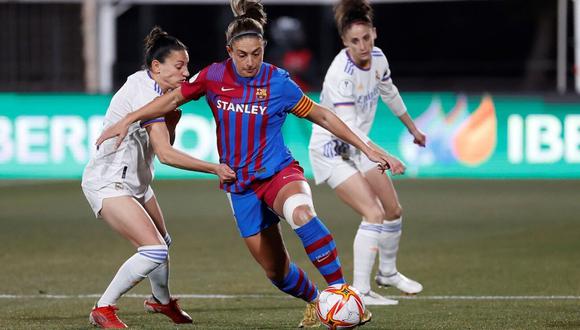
top-left (0, 93), bottom-right (578, 179)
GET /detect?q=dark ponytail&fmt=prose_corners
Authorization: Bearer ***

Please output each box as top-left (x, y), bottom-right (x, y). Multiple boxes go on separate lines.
top-left (143, 26), bottom-right (187, 69)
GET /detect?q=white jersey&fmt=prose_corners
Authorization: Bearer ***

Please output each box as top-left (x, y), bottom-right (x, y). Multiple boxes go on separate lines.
top-left (82, 70), bottom-right (163, 197)
top-left (310, 47), bottom-right (407, 153)
top-left (309, 47), bottom-right (407, 184)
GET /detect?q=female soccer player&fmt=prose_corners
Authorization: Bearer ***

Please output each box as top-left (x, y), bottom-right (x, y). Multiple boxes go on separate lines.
top-left (82, 27), bottom-right (236, 328)
top-left (96, 1), bottom-right (404, 327)
top-left (309, 0), bottom-right (426, 306)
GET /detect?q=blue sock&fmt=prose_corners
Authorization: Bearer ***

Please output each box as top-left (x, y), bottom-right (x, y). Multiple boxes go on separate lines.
top-left (272, 262), bottom-right (318, 302)
top-left (295, 217), bottom-right (345, 285)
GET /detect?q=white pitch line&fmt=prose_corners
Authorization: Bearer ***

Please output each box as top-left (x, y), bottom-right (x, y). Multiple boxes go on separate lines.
top-left (1, 294), bottom-right (579, 300)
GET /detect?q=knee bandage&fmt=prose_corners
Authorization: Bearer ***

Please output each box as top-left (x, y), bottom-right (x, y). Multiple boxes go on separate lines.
top-left (282, 194), bottom-right (315, 229)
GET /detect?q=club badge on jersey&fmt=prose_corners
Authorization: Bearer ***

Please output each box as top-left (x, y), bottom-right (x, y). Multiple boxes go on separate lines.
top-left (256, 88), bottom-right (267, 100)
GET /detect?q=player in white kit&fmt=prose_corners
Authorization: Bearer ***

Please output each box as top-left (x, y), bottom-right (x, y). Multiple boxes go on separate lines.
top-left (309, 0), bottom-right (426, 306)
top-left (82, 27), bottom-right (236, 328)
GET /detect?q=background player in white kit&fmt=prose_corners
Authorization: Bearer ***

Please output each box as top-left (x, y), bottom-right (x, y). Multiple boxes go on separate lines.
top-left (309, 0), bottom-right (426, 306)
top-left (81, 27), bottom-right (235, 328)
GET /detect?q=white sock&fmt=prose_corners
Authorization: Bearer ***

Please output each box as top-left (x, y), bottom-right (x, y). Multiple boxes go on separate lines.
top-left (148, 257), bottom-right (170, 304)
top-left (97, 245), bottom-right (167, 307)
top-left (352, 221), bottom-right (382, 294)
top-left (146, 232), bottom-right (172, 304)
top-left (378, 218), bottom-right (402, 276)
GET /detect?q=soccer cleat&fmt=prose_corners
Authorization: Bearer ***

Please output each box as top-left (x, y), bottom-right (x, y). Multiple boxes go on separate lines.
top-left (89, 305), bottom-right (127, 329)
top-left (359, 308), bottom-right (373, 326)
top-left (144, 297), bottom-right (193, 324)
top-left (298, 301), bottom-right (320, 328)
top-left (375, 271), bottom-right (423, 295)
top-left (359, 290), bottom-right (398, 306)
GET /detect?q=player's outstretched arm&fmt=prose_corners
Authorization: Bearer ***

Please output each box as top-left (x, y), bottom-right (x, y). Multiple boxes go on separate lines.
top-left (147, 121), bottom-right (236, 184)
top-left (306, 103), bottom-right (405, 175)
top-left (96, 88), bottom-right (187, 148)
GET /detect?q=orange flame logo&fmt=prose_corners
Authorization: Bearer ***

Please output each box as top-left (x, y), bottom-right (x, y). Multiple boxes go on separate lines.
top-left (452, 95), bottom-right (497, 166)
top-left (399, 95), bottom-right (497, 171)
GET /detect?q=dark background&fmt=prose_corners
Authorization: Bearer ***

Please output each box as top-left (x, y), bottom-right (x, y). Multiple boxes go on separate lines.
top-left (0, 0), bottom-right (576, 93)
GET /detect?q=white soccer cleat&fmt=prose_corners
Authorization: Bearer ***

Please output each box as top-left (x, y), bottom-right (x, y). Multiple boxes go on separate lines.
top-left (359, 290), bottom-right (398, 306)
top-left (375, 271), bottom-right (423, 295)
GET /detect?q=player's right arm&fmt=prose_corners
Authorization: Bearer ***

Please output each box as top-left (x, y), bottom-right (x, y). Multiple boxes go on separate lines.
top-left (96, 68), bottom-right (209, 148)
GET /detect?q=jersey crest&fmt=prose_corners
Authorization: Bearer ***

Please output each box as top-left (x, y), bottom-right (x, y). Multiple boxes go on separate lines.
top-left (256, 88), bottom-right (268, 100)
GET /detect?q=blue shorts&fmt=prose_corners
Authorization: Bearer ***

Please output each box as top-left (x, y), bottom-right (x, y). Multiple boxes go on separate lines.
top-left (226, 161), bottom-right (306, 238)
top-left (227, 190), bottom-right (280, 238)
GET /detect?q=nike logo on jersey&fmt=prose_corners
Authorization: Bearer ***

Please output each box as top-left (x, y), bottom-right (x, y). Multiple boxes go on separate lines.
top-left (221, 87), bottom-right (235, 92)
top-left (216, 100), bottom-right (267, 115)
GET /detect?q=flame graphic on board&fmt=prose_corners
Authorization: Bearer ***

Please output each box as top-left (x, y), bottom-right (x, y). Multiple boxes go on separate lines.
top-left (451, 95), bottom-right (497, 166)
top-left (399, 95), bottom-right (497, 173)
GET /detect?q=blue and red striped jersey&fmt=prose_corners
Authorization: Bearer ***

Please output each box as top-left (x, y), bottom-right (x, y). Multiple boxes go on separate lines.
top-left (181, 58), bottom-right (313, 193)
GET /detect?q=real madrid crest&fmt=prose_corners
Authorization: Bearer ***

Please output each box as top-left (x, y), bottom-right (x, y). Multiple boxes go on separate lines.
top-left (256, 88), bottom-right (267, 100)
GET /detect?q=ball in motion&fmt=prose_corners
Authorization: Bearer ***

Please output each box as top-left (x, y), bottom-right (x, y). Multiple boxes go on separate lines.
top-left (315, 284), bottom-right (366, 329)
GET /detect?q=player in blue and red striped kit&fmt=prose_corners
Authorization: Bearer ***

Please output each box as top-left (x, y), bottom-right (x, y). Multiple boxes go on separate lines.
top-left (97, 0), bottom-right (405, 327)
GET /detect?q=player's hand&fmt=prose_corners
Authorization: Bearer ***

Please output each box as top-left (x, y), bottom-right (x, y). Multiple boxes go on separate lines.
top-left (365, 146), bottom-right (405, 175)
top-left (383, 153), bottom-right (406, 175)
top-left (215, 163), bottom-right (237, 184)
top-left (165, 109), bottom-right (182, 146)
top-left (96, 117), bottom-right (131, 149)
top-left (410, 128), bottom-right (426, 147)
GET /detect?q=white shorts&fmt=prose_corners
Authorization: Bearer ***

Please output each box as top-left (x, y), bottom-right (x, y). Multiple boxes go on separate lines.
top-left (82, 183), bottom-right (154, 218)
top-left (309, 146), bottom-right (378, 189)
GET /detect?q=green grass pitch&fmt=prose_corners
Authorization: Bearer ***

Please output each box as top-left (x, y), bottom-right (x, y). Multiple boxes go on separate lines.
top-left (0, 179), bottom-right (579, 329)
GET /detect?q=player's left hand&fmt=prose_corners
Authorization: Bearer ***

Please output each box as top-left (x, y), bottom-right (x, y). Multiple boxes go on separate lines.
top-left (410, 128), bottom-right (426, 147)
top-left (165, 109), bottom-right (182, 146)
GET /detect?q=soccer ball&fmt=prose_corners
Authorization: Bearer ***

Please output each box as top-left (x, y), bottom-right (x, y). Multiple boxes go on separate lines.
top-left (315, 284), bottom-right (366, 329)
